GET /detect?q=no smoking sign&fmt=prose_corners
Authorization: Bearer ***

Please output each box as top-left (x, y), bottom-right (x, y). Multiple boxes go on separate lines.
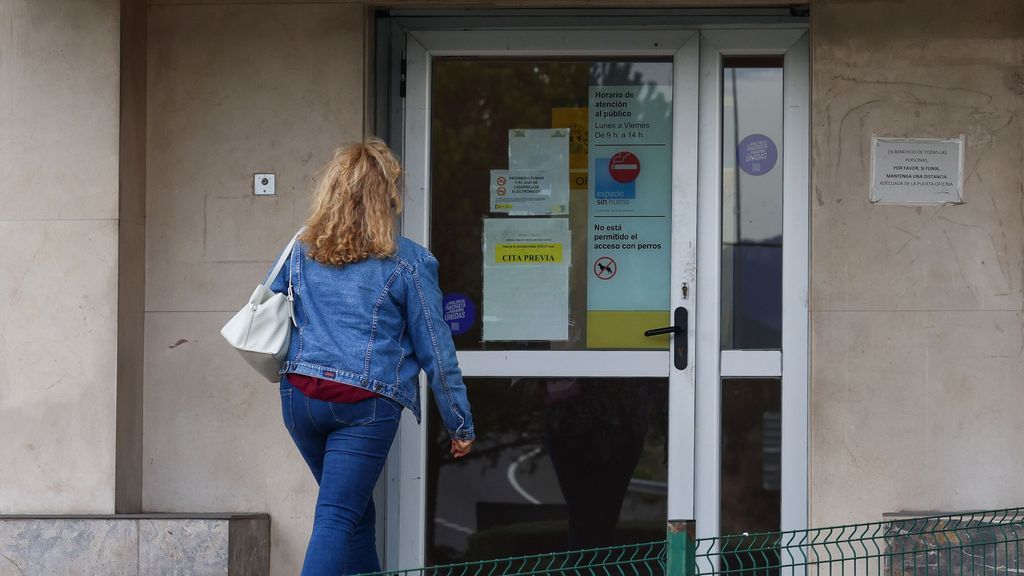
top-left (609, 151), bottom-right (641, 183)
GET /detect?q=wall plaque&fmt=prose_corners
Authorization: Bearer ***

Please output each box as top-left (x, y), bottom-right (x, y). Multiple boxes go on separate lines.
top-left (870, 136), bottom-right (964, 205)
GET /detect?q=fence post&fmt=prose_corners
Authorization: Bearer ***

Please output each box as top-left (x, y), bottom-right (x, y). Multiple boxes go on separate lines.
top-left (667, 520), bottom-right (696, 576)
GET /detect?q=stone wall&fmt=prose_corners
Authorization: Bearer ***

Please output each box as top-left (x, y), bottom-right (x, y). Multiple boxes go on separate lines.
top-left (0, 514), bottom-right (269, 575)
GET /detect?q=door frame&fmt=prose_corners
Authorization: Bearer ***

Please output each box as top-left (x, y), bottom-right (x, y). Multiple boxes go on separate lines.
top-left (380, 19), bottom-right (809, 570)
top-left (694, 28), bottom-right (810, 542)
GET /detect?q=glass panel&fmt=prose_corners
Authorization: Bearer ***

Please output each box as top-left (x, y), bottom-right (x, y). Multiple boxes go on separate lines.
top-left (721, 59), bottom-right (784, 350)
top-left (720, 378), bottom-right (781, 537)
top-left (426, 377), bottom-right (668, 563)
top-left (429, 59), bottom-right (674, 351)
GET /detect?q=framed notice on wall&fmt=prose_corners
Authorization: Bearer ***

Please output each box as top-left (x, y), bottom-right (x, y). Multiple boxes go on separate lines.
top-left (870, 136), bottom-right (964, 205)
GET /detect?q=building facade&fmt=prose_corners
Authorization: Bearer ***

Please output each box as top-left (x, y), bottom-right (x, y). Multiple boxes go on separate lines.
top-left (2, 0), bottom-right (1023, 574)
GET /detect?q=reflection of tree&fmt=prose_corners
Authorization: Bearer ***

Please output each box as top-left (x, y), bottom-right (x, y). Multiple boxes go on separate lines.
top-left (429, 60), bottom-right (592, 351)
top-left (720, 380), bottom-right (781, 537)
top-left (428, 58), bottom-right (672, 351)
top-left (543, 378), bottom-right (664, 549)
top-left (427, 59), bottom-right (595, 562)
top-left (590, 62), bottom-right (673, 128)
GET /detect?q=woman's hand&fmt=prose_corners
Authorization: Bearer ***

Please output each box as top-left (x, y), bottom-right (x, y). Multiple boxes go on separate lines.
top-left (450, 438), bottom-right (474, 459)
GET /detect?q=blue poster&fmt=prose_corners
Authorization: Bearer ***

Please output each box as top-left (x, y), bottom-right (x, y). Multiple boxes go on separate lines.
top-left (737, 133), bottom-right (778, 176)
top-left (442, 293), bottom-right (477, 337)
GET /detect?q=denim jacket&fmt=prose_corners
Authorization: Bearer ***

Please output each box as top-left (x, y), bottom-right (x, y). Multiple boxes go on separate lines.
top-left (268, 236), bottom-right (475, 441)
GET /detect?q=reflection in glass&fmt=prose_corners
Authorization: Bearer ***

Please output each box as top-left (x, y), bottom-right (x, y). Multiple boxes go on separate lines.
top-left (429, 59), bottom-right (672, 351)
top-left (427, 378), bottom-right (668, 563)
top-left (721, 60), bottom-right (784, 350)
top-left (720, 378), bottom-right (781, 537)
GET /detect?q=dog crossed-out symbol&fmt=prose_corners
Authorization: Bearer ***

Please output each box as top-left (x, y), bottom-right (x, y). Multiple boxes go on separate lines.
top-left (593, 256), bottom-right (617, 280)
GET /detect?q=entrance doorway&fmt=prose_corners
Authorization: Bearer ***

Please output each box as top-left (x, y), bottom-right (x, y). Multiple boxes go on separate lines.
top-left (380, 19), bottom-right (809, 570)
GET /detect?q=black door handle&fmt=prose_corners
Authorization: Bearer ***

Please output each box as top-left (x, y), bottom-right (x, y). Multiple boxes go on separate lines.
top-left (643, 325), bottom-right (682, 336)
top-left (644, 307), bottom-right (688, 370)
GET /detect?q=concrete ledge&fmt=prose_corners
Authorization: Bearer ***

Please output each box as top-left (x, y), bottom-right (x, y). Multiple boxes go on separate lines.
top-left (0, 514), bottom-right (269, 576)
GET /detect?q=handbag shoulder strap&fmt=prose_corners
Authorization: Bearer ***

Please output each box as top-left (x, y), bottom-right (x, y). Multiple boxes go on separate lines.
top-left (263, 228), bottom-right (305, 288)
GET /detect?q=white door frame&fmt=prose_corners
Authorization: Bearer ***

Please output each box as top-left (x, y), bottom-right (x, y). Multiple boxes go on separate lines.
top-left (693, 29), bottom-right (810, 541)
top-left (390, 25), bottom-right (809, 570)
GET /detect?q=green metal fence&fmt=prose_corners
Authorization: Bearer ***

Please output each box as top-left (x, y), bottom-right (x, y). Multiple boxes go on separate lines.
top-left (363, 507), bottom-right (1024, 576)
top-left (696, 508), bottom-right (1024, 576)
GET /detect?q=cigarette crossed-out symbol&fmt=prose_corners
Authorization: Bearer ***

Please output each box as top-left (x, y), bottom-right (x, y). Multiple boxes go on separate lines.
top-left (593, 256), bottom-right (617, 280)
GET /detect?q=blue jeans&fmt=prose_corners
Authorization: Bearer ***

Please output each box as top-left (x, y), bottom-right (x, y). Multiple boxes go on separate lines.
top-left (281, 380), bottom-right (401, 576)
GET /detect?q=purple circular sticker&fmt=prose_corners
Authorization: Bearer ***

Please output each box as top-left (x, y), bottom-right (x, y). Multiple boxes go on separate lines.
top-left (737, 134), bottom-right (778, 176)
top-left (442, 293), bottom-right (477, 337)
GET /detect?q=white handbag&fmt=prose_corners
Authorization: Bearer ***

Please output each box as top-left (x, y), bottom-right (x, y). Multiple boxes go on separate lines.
top-left (220, 229), bottom-right (303, 382)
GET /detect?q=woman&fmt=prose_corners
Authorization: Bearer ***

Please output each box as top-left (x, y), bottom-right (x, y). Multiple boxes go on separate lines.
top-left (268, 138), bottom-right (475, 575)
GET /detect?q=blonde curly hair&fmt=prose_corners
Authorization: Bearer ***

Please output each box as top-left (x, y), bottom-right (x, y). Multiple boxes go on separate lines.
top-left (301, 138), bottom-right (403, 266)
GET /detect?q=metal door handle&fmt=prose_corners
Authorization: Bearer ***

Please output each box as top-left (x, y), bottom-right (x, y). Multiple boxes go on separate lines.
top-left (644, 307), bottom-right (688, 370)
top-left (644, 325), bottom-right (682, 336)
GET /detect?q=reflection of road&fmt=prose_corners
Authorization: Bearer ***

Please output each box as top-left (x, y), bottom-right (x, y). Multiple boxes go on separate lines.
top-left (433, 441), bottom-right (562, 553)
top-left (507, 446), bottom-right (543, 504)
top-left (433, 441), bottom-right (667, 556)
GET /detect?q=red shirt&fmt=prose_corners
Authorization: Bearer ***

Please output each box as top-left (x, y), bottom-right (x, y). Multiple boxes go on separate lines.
top-left (286, 374), bottom-right (380, 403)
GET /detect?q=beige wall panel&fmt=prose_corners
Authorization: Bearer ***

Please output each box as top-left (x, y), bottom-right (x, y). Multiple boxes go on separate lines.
top-left (146, 3), bottom-right (365, 312)
top-left (0, 221), bottom-right (119, 513)
top-left (0, 0), bottom-right (120, 221)
top-left (146, 4), bottom-right (366, 573)
top-left (811, 310), bottom-right (1024, 524)
top-left (0, 0), bottom-right (121, 514)
top-left (811, 0), bottom-right (1024, 526)
top-left (143, 312), bottom-right (316, 575)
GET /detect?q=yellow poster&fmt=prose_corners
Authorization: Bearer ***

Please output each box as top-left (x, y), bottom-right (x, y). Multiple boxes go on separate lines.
top-left (495, 243), bottom-right (563, 264)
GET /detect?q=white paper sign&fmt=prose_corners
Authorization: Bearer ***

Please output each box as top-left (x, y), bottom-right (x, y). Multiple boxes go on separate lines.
top-left (482, 218), bottom-right (570, 341)
top-left (508, 129), bottom-right (570, 215)
top-left (871, 136), bottom-right (964, 204)
top-left (489, 169), bottom-right (555, 214)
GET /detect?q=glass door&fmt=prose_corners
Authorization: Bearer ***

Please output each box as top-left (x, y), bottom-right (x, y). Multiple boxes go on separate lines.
top-left (388, 25), bottom-right (810, 571)
top-left (393, 29), bottom-right (698, 570)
